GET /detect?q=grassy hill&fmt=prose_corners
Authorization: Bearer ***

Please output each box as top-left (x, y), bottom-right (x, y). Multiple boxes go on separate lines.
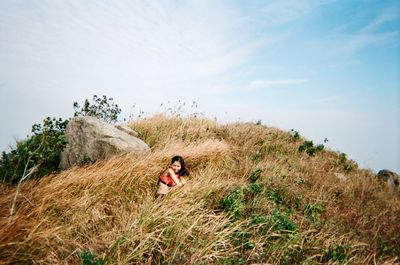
top-left (1, 115), bottom-right (399, 264)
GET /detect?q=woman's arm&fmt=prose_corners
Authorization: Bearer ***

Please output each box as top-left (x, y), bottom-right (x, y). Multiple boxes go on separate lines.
top-left (167, 168), bottom-right (182, 186)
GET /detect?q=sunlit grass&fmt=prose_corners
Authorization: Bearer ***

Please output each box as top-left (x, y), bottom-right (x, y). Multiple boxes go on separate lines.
top-left (0, 114), bottom-right (399, 264)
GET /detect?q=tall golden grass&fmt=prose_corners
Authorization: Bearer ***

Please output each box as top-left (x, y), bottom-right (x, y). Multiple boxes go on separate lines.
top-left (0, 115), bottom-right (399, 264)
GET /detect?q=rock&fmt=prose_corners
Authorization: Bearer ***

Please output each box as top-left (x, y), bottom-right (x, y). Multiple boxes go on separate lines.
top-left (376, 169), bottom-right (400, 196)
top-left (60, 116), bottom-right (150, 169)
top-left (115, 124), bottom-right (139, 137)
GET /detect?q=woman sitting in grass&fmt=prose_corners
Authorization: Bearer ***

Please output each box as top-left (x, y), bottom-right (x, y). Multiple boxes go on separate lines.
top-left (155, 155), bottom-right (189, 199)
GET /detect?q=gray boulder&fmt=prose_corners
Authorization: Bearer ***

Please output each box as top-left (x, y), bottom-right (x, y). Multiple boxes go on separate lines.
top-left (376, 169), bottom-right (399, 196)
top-left (60, 116), bottom-right (150, 169)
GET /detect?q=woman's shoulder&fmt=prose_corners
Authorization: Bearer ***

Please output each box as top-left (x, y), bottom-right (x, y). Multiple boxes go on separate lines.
top-left (165, 168), bottom-right (175, 175)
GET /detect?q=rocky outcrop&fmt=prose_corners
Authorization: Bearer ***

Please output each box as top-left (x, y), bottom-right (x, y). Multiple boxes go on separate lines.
top-left (60, 116), bottom-right (150, 169)
top-left (376, 169), bottom-right (399, 196)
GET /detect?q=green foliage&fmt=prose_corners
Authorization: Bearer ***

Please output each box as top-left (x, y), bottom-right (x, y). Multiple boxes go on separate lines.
top-left (1, 95), bottom-right (124, 184)
top-left (266, 188), bottom-right (285, 205)
top-left (245, 183), bottom-right (263, 193)
top-left (220, 188), bottom-right (244, 219)
top-left (304, 203), bottom-right (324, 223)
top-left (73, 95), bottom-right (121, 124)
top-left (298, 140), bottom-right (324, 157)
top-left (0, 117), bottom-right (68, 184)
top-left (250, 215), bottom-right (268, 225)
top-left (321, 245), bottom-right (348, 264)
top-left (249, 168), bottom-right (263, 183)
top-left (290, 129), bottom-right (300, 141)
top-left (336, 152), bottom-right (353, 173)
top-left (80, 250), bottom-right (104, 265)
top-left (268, 211), bottom-right (297, 232)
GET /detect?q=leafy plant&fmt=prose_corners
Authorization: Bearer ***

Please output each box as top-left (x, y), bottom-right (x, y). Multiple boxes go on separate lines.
top-left (304, 203), bottom-right (324, 223)
top-left (268, 211), bottom-right (297, 232)
top-left (0, 117), bottom-right (68, 184)
top-left (249, 168), bottom-right (263, 183)
top-left (73, 95), bottom-right (121, 124)
top-left (290, 129), bottom-right (300, 141)
top-left (220, 188), bottom-right (243, 219)
top-left (266, 188), bottom-right (285, 205)
top-left (245, 183), bottom-right (263, 193)
top-left (298, 140), bottom-right (324, 157)
top-left (336, 152), bottom-right (353, 173)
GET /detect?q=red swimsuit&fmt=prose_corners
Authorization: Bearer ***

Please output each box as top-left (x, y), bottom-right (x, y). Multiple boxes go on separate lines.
top-left (159, 173), bottom-right (181, 187)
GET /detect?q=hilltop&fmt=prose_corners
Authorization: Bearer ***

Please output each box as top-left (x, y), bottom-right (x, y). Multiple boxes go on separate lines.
top-left (1, 115), bottom-right (399, 264)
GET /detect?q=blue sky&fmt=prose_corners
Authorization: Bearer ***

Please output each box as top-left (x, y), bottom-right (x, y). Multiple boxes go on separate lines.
top-left (0, 0), bottom-right (399, 172)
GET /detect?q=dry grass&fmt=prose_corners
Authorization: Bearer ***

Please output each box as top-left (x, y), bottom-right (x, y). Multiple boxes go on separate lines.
top-left (0, 115), bottom-right (399, 264)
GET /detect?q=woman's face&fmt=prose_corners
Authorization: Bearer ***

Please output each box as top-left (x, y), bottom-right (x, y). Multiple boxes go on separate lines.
top-left (171, 161), bottom-right (181, 173)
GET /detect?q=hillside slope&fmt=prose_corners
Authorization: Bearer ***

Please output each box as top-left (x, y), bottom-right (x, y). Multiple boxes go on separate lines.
top-left (1, 115), bottom-right (399, 264)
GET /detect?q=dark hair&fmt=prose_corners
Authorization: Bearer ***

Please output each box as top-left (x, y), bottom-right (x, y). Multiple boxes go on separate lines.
top-left (171, 155), bottom-right (189, 176)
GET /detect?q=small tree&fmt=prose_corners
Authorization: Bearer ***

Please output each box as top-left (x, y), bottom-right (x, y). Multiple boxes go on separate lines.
top-left (0, 117), bottom-right (68, 184)
top-left (73, 95), bottom-right (121, 124)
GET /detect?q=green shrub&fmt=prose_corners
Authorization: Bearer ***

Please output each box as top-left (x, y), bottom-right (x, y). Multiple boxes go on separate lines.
top-left (298, 140), bottom-right (324, 157)
top-left (268, 211), bottom-right (297, 232)
top-left (220, 188), bottom-right (243, 219)
top-left (73, 95), bottom-right (121, 124)
top-left (0, 117), bottom-right (68, 184)
top-left (1, 95), bottom-right (122, 185)
top-left (336, 153), bottom-right (353, 173)
top-left (290, 129), bottom-right (300, 141)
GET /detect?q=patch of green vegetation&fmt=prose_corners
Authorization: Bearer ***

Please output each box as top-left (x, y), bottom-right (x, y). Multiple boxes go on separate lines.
top-left (248, 168), bottom-right (263, 183)
top-left (265, 188), bottom-right (285, 205)
top-left (294, 177), bottom-right (304, 185)
top-left (80, 250), bottom-right (104, 265)
top-left (290, 129), bottom-right (300, 141)
top-left (336, 152), bottom-right (353, 173)
top-left (0, 117), bottom-right (68, 184)
top-left (304, 203), bottom-right (324, 223)
top-left (73, 95), bottom-right (121, 124)
top-left (298, 140), bottom-right (324, 157)
top-left (220, 188), bottom-right (244, 219)
top-left (245, 183), bottom-right (263, 193)
top-left (268, 211), bottom-right (297, 233)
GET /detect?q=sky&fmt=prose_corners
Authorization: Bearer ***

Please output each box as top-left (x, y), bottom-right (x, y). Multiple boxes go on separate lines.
top-left (0, 0), bottom-right (399, 172)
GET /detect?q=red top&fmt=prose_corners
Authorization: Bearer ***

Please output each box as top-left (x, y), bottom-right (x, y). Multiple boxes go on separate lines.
top-left (159, 173), bottom-right (181, 187)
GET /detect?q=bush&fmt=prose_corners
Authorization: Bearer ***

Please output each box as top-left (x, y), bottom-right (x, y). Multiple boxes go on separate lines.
top-left (0, 117), bottom-right (68, 184)
top-left (73, 95), bottom-right (121, 124)
top-left (298, 140), bottom-right (324, 157)
top-left (1, 95), bottom-right (122, 184)
top-left (220, 188), bottom-right (244, 219)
